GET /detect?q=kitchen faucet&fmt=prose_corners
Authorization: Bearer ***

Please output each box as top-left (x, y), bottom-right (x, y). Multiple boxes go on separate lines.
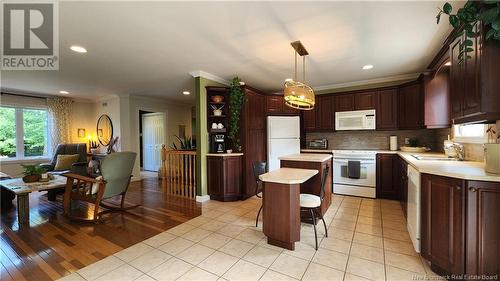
top-left (452, 143), bottom-right (465, 161)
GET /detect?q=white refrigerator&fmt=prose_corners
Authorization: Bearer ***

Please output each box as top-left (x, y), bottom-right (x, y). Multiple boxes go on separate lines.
top-left (267, 116), bottom-right (301, 171)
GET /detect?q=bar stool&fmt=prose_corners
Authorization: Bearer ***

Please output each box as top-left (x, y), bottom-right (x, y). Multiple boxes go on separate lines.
top-left (253, 161), bottom-right (267, 227)
top-left (300, 166), bottom-right (329, 250)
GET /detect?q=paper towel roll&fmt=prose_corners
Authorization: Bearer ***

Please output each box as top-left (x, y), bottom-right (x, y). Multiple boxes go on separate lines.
top-left (390, 136), bottom-right (398, 151)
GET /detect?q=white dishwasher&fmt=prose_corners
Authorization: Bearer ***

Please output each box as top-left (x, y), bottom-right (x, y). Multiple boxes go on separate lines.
top-left (407, 165), bottom-right (421, 253)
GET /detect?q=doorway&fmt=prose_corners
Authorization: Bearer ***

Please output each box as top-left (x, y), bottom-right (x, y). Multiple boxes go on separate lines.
top-left (141, 112), bottom-right (166, 172)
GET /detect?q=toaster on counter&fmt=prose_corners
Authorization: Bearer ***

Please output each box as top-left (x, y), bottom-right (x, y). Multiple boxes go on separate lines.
top-left (308, 139), bottom-right (328, 150)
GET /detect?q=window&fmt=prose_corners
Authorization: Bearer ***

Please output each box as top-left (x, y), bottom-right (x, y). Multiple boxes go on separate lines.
top-left (453, 124), bottom-right (487, 143)
top-left (0, 106), bottom-right (49, 160)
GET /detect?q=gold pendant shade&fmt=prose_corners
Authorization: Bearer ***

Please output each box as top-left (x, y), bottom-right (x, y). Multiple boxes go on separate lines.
top-left (284, 80), bottom-right (315, 110)
top-left (284, 41), bottom-right (315, 110)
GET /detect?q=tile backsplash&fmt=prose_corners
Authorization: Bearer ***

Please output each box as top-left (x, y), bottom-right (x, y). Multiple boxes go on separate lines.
top-left (306, 129), bottom-right (442, 151)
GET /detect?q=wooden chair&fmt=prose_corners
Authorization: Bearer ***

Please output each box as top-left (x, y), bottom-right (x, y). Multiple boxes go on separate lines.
top-left (300, 166), bottom-right (329, 250)
top-left (62, 152), bottom-right (138, 223)
top-left (253, 161), bottom-right (267, 227)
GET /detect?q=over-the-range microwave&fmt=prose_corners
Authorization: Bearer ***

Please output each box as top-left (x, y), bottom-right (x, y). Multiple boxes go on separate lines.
top-left (335, 109), bottom-right (376, 130)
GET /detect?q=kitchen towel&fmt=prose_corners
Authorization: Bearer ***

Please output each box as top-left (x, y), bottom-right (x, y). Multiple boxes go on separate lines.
top-left (347, 160), bottom-right (361, 179)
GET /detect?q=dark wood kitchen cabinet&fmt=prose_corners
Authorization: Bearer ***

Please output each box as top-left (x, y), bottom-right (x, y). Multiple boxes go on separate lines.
top-left (376, 154), bottom-right (400, 200)
top-left (317, 95), bottom-right (334, 130)
top-left (423, 68), bottom-right (451, 129)
top-left (207, 155), bottom-right (242, 201)
top-left (466, 180), bottom-right (500, 278)
top-left (398, 81), bottom-right (424, 130)
top-left (397, 156), bottom-right (408, 216)
top-left (355, 91), bottom-right (376, 110)
top-left (266, 95), bottom-right (299, 115)
top-left (335, 94), bottom-right (355, 112)
top-left (376, 88), bottom-right (398, 130)
top-left (421, 174), bottom-right (465, 276)
top-left (449, 22), bottom-right (500, 124)
top-left (302, 107), bottom-right (317, 131)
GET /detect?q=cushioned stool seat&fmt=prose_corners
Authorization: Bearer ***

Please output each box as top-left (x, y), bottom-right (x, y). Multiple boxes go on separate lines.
top-left (300, 193), bottom-right (321, 208)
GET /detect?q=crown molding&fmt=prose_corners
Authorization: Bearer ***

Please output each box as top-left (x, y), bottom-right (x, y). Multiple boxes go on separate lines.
top-left (313, 73), bottom-right (420, 91)
top-left (189, 70), bottom-right (230, 86)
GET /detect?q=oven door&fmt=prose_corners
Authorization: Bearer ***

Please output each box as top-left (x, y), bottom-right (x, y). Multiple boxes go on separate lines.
top-left (333, 158), bottom-right (376, 187)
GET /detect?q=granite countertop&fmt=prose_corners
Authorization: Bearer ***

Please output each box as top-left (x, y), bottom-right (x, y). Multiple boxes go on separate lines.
top-left (279, 153), bottom-right (333, 162)
top-left (206, 153), bottom-right (244, 157)
top-left (301, 149), bottom-right (500, 182)
top-left (259, 168), bottom-right (318, 184)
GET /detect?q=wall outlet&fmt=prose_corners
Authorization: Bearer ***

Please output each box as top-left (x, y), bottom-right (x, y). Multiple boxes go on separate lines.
top-left (404, 138), bottom-right (410, 145)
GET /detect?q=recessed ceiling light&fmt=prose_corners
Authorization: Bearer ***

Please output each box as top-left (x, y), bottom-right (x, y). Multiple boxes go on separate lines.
top-left (362, 65), bottom-right (374, 70)
top-left (444, 61), bottom-right (451, 66)
top-left (182, 91), bottom-right (190, 95)
top-left (239, 81), bottom-right (245, 85)
top-left (70, 45), bottom-right (87, 53)
top-left (59, 90), bottom-right (69, 94)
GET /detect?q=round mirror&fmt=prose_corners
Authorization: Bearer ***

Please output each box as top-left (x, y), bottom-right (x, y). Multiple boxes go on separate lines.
top-left (96, 114), bottom-right (113, 146)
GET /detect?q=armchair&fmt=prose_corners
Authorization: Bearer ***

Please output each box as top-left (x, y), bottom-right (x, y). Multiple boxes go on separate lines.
top-left (62, 152), bottom-right (138, 223)
top-left (41, 143), bottom-right (88, 175)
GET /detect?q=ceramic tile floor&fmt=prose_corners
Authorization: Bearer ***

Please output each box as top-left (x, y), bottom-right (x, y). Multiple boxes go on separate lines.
top-left (59, 195), bottom-right (445, 281)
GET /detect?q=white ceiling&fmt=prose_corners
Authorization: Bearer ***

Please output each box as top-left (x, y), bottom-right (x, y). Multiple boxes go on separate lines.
top-left (1, 1), bottom-right (461, 102)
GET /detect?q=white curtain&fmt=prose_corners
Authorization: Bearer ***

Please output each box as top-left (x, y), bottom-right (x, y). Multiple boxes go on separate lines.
top-left (47, 97), bottom-right (73, 153)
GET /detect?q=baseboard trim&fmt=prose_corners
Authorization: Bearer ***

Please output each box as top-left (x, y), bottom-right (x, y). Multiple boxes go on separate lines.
top-left (195, 195), bottom-right (210, 203)
top-left (131, 175), bottom-right (142, 182)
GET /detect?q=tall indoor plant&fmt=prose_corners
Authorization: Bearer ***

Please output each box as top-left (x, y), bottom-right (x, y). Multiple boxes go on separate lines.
top-left (436, 1), bottom-right (500, 64)
top-left (228, 77), bottom-right (245, 152)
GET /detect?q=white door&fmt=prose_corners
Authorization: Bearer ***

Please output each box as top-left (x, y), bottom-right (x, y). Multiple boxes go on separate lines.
top-left (267, 138), bottom-right (301, 171)
top-left (267, 116), bottom-right (300, 139)
top-left (142, 113), bottom-right (165, 171)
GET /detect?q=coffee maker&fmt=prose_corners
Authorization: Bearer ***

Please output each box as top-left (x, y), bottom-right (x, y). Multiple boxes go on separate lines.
top-left (210, 134), bottom-right (225, 153)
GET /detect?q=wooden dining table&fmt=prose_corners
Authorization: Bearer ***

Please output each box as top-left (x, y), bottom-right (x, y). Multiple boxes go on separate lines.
top-left (259, 167), bottom-right (318, 250)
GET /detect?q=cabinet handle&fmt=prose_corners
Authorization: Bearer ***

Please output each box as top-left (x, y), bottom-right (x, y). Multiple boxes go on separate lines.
top-left (456, 186), bottom-right (461, 191)
top-left (469, 187), bottom-right (477, 192)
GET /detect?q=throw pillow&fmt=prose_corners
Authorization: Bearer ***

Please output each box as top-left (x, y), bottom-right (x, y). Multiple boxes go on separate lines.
top-left (54, 154), bottom-right (80, 171)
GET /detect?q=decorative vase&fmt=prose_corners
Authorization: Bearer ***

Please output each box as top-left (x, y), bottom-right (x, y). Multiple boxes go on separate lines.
top-left (22, 174), bottom-right (40, 183)
top-left (484, 143), bottom-right (500, 174)
top-left (211, 95), bottom-right (224, 103)
top-left (213, 109), bottom-right (222, 116)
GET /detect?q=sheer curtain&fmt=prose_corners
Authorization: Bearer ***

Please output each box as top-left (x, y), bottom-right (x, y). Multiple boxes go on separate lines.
top-left (47, 97), bottom-right (73, 153)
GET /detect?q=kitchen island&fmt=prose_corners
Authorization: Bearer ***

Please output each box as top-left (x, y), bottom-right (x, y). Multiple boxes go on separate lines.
top-left (259, 168), bottom-right (318, 250)
top-left (279, 153), bottom-right (333, 216)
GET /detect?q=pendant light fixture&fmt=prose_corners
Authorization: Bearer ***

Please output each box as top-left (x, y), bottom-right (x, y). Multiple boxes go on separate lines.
top-left (284, 41), bottom-right (315, 110)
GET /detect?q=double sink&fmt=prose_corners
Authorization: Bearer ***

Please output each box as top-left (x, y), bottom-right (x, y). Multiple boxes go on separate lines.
top-left (411, 154), bottom-right (460, 161)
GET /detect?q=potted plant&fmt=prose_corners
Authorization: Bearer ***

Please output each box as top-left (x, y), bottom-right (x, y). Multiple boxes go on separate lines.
top-left (436, 1), bottom-right (500, 64)
top-left (170, 135), bottom-right (195, 151)
top-left (228, 77), bottom-right (245, 152)
top-left (21, 164), bottom-right (46, 183)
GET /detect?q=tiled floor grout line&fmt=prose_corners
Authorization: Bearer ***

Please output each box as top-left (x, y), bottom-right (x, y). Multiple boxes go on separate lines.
top-left (341, 198), bottom-right (361, 281)
top-left (380, 201), bottom-right (388, 281)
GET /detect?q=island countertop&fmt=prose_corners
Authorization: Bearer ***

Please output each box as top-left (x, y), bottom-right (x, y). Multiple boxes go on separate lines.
top-left (259, 168), bottom-right (318, 185)
top-left (279, 153), bottom-right (333, 163)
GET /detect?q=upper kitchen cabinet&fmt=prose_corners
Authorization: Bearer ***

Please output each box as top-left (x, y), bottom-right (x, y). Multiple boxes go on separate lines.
top-left (354, 91), bottom-right (376, 110)
top-left (317, 95), bottom-right (334, 130)
top-left (265, 95), bottom-right (299, 115)
top-left (398, 81), bottom-right (424, 130)
top-left (376, 88), bottom-right (398, 130)
top-left (423, 63), bottom-right (451, 129)
top-left (449, 22), bottom-right (500, 124)
top-left (302, 106), bottom-right (317, 131)
top-left (335, 94), bottom-right (355, 112)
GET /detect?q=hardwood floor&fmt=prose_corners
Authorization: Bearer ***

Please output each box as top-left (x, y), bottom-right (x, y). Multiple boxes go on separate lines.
top-left (0, 178), bottom-right (201, 281)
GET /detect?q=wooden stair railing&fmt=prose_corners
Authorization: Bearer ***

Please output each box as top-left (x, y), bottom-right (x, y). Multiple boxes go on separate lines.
top-left (160, 145), bottom-right (196, 199)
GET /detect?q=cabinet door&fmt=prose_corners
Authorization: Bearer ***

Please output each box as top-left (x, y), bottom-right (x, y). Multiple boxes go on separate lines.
top-left (424, 71), bottom-right (451, 128)
top-left (421, 174), bottom-right (465, 275)
top-left (246, 90), bottom-right (266, 130)
top-left (398, 157), bottom-right (408, 216)
top-left (303, 107), bottom-right (317, 131)
top-left (207, 157), bottom-right (223, 197)
top-left (355, 92), bottom-right (376, 110)
top-left (398, 83), bottom-right (424, 130)
top-left (318, 95), bottom-right (334, 130)
top-left (463, 22), bottom-right (481, 116)
top-left (283, 102), bottom-right (299, 115)
top-left (466, 181), bottom-right (500, 277)
top-left (376, 89), bottom-right (398, 130)
top-left (335, 94), bottom-right (355, 112)
top-left (450, 37), bottom-right (464, 119)
top-left (266, 95), bottom-right (283, 114)
top-left (223, 157), bottom-right (242, 197)
top-left (376, 154), bottom-right (399, 200)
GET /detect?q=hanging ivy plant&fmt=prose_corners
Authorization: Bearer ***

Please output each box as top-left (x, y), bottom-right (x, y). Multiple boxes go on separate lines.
top-left (436, 1), bottom-right (500, 64)
top-left (228, 77), bottom-right (245, 152)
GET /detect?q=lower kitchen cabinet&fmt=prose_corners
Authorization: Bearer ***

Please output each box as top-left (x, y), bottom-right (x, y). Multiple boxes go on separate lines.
top-left (207, 155), bottom-right (242, 201)
top-left (397, 156), bottom-right (408, 216)
top-left (466, 181), bottom-right (500, 278)
top-left (421, 174), bottom-right (466, 276)
top-left (376, 154), bottom-right (400, 200)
